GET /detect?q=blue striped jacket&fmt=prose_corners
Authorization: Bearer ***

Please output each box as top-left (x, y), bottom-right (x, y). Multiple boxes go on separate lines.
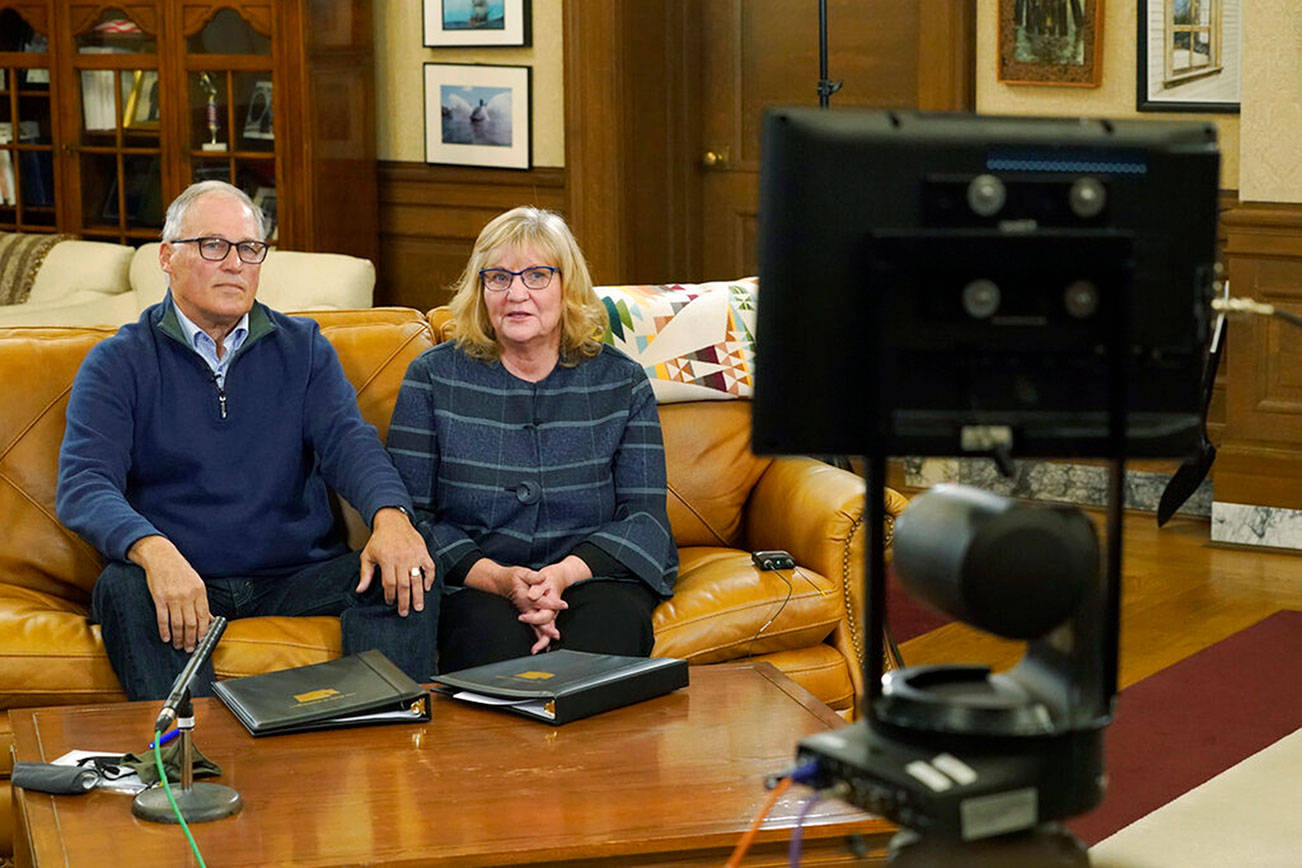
top-left (387, 342), bottom-right (677, 597)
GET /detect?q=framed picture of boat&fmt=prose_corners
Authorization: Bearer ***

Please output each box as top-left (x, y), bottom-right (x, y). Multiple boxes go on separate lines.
top-left (424, 0), bottom-right (531, 47)
top-left (424, 63), bottom-right (531, 170)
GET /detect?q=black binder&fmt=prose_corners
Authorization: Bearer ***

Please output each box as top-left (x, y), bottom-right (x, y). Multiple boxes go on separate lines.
top-left (432, 650), bottom-right (689, 724)
top-left (212, 649), bottom-right (430, 737)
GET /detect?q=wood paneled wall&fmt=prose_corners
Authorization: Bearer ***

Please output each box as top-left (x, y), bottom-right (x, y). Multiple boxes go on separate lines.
top-left (375, 163), bottom-right (565, 310)
top-left (1215, 200), bottom-right (1302, 508)
top-left (376, 1), bottom-right (975, 306)
top-left (560, 0), bottom-right (700, 287)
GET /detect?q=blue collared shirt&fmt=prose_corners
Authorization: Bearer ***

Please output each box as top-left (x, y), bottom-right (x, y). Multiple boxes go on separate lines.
top-left (171, 301), bottom-right (249, 388)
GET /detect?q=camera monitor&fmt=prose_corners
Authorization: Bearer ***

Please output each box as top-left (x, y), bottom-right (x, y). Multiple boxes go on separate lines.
top-left (754, 108), bottom-right (1219, 459)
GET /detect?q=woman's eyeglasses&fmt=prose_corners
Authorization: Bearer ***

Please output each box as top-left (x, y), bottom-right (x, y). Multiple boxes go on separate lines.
top-left (479, 265), bottom-right (559, 292)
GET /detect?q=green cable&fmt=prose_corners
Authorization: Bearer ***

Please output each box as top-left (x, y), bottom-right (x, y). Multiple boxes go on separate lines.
top-left (153, 729), bottom-right (207, 868)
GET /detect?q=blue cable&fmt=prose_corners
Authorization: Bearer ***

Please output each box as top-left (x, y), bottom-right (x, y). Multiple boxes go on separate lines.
top-left (788, 791), bottom-right (822, 866)
top-left (767, 759), bottom-right (821, 789)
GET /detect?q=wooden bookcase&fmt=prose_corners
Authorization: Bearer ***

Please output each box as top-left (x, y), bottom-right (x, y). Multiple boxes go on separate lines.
top-left (0, 1), bottom-right (376, 262)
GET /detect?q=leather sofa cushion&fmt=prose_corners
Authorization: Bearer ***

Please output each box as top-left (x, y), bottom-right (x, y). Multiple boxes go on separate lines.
top-left (747, 644), bottom-right (856, 713)
top-left (652, 546), bottom-right (841, 663)
top-left (0, 580), bottom-right (342, 708)
top-left (0, 584), bottom-right (120, 710)
top-left (297, 308), bottom-right (436, 440)
top-left (0, 328), bottom-right (116, 602)
top-left (659, 400), bottom-right (770, 548)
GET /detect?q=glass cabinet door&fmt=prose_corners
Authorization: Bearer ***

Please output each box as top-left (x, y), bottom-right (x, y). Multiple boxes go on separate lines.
top-left (68, 4), bottom-right (163, 242)
top-left (186, 8), bottom-right (277, 242)
top-left (0, 6), bottom-right (56, 231)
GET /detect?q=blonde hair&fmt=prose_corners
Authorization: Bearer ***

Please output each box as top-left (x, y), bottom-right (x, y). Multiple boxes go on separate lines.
top-left (448, 207), bottom-right (608, 363)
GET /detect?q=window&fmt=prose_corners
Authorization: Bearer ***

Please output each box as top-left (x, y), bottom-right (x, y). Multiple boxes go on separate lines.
top-left (1164, 0), bottom-right (1222, 85)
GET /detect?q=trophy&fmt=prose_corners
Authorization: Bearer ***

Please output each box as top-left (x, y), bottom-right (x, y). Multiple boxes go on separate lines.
top-left (199, 73), bottom-right (225, 151)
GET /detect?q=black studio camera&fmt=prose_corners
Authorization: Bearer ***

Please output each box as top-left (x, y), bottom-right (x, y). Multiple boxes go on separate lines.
top-left (754, 108), bottom-right (1219, 862)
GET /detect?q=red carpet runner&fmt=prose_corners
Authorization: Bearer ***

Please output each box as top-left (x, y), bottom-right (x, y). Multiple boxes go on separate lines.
top-left (1068, 609), bottom-right (1302, 845)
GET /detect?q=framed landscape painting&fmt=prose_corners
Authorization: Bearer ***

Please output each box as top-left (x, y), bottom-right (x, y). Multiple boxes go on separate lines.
top-left (424, 0), bottom-right (531, 48)
top-left (998, 0), bottom-right (1104, 87)
top-left (424, 63), bottom-right (531, 170)
top-left (1137, 0), bottom-right (1241, 112)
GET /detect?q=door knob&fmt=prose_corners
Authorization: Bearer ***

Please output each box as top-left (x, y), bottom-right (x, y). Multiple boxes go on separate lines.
top-left (702, 148), bottom-right (730, 169)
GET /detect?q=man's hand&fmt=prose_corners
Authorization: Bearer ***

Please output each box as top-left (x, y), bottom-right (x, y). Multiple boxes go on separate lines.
top-left (127, 535), bottom-right (211, 653)
top-left (357, 507), bottom-right (436, 616)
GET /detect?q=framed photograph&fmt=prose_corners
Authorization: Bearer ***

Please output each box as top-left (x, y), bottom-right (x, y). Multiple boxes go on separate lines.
top-left (101, 159), bottom-right (163, 226)
top-left (123, 70), bottom-right (160, 130)
top-left (998, 0), bottom-right (1104, 87)
top-left (424, 63), bottom-right (530, 170)
top-left (1137, 0), bottom-right (1241, 112)
top-left (0, 135), bottom-right (13, 206)
top-left (424, 0), bottom-right (531, 48)
top-left (253, 186), bottom-right (278, 240)
top-left (243, 79), bottom-right (274, 141)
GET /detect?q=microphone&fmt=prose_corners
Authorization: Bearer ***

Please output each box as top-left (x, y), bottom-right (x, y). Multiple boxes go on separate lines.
top-left (154, 615), bottom-right (227, 733)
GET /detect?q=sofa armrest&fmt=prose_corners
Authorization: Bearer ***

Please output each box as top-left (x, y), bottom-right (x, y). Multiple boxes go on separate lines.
top-left (745, 456), bottom-right (868, 584)
top-left (744, 457), bottom-right (908, 705)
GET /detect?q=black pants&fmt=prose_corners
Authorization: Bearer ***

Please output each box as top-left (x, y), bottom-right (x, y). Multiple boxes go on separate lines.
top-left (438, 580), bottom-right (659, 673)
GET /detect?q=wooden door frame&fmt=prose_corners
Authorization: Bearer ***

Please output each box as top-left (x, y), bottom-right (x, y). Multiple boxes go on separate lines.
top-left (563, 0), bottom-right (973, 285)
top-left (561, 1), bottom-right (627, 285)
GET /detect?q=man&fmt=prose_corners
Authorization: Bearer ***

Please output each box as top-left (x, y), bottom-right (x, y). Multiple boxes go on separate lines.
top-left (57, 180), bottom-right (437, 700)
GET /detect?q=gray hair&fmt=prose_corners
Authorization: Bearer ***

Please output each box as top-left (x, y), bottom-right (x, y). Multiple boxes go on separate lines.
top-left (161, 180), bottom-right (266, 241)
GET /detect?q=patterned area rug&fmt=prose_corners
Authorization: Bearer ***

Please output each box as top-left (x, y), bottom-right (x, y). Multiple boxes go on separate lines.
top-left (1069, 609), bottom-right (1302, 845)
top-left (887, 564), bottom-right (950, 642)
top-left (0, 232), bottom-right (72, 306)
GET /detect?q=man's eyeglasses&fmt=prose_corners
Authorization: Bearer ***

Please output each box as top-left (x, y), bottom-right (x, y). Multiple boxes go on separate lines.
top-left (479, 265), bottom-right (559, 292)
top-left (172, 236), bottom-right (270, 264)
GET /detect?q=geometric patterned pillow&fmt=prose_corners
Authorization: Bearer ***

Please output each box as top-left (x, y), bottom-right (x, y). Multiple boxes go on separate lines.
top-left (599, 277), bottom-right (757, 403)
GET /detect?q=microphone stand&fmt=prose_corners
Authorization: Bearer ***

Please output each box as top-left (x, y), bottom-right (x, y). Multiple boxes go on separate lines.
top-left (133, 618), bottom-right (242, 823)
top-left (817, 0), bottom-right (842, 107)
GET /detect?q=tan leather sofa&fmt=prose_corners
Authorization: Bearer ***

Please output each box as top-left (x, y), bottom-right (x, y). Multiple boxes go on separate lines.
top-left (0, 306), bottom-right (905, 857)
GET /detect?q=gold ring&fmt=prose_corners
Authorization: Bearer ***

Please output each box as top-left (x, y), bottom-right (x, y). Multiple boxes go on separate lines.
top-left (409, 567), bottom-right (422, 578)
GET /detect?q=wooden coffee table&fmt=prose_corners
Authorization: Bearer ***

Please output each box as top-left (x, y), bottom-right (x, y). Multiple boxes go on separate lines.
top-left (10, 663), bottom-right (893, 866)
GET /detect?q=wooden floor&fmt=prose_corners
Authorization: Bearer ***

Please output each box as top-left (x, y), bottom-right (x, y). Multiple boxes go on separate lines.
top-left (897, 509), bottom-right (1302, 690)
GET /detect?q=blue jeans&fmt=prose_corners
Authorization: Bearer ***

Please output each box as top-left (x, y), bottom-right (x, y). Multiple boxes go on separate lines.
top-left (90, 550), bottom-right (439, 701)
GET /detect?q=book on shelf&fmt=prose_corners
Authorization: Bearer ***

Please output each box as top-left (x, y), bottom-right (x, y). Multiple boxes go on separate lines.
top-left (212, 649), bottom-right (430, 737)
top-left (0, 121), bottom-right (54, 207)
top-left (19, 148), bottom-right (54, 207)
top-left (0, 142), bottom-right (11, 207)
top-left (432, 649), bottom-right (689, 725)
top-left (77, 47), bottom-right (127, 131)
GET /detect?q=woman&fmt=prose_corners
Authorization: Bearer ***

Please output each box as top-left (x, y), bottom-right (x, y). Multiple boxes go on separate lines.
top-left (388, 206), bottom-right (677, 672)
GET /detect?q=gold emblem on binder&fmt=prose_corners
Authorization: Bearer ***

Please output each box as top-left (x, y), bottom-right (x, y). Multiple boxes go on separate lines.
top-left (294, 688), bottom-right (341, 703)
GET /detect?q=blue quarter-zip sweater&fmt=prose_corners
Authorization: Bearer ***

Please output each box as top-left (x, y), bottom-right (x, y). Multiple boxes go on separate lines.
top-left (57, 297), bottom-right (413, 579)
